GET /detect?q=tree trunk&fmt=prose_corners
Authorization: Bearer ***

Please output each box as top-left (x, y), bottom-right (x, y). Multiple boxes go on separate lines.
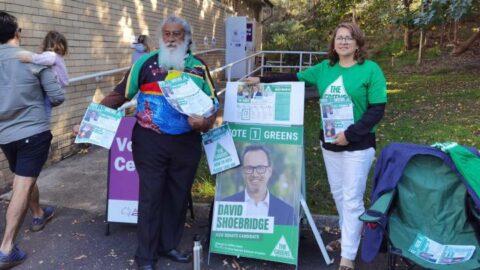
top-left (417, 29), bottom-right (424, 65)
top-left (352, 1), bottom-right (357, 24)
top-left (416, 0), bottom-right (430, 65)
top-left (404, 28), bottom-right (413, 50)
top-left (440, 22), bottom-right (445, 48)
top-left (451, 30), bottom-right (480, 56)
top-left (402, 0), bottom-right (413, 50)
top-left (453, 21), bottom-right (459, 44)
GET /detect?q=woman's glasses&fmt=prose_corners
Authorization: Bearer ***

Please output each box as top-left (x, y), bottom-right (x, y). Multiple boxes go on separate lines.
top-left (335, 36), bottom-right (354, 44)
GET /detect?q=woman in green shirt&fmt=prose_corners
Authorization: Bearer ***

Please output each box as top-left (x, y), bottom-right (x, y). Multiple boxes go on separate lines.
top-left (246, 22), bottom-right (387, 270)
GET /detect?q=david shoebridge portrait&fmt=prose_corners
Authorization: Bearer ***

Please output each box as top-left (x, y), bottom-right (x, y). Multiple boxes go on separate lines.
top-left (222, 145), bottom-right (297, 226)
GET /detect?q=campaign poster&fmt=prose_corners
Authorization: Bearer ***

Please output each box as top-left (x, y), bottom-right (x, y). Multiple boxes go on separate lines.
top-left (107, 117), bottom-right (139, 224)
top-left (209, 123), bottom-right (303, 265)
top-left (223, 82), bottom-right (305, 126)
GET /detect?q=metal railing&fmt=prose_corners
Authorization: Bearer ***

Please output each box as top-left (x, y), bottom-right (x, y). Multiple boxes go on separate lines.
top-left (69, 49), bottom-right (326, 96)
top-left (69, 48), bottom-right (225, 83)
top-left (211, 50), bottom-right (326, 80)
top-left (210, 50), bottom-right (327, 95)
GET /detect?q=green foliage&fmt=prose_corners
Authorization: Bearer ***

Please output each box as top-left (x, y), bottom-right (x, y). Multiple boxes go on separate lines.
top-left (413, 0), bottom-right (473, 27)
top-left (264, 0), bottom-right (478, 61)
top-left (264, 0), bottom-right (352, 51)
top-left (371, 40), bottom-right (405, 57)
top-left (192, 155), bottom-right (216, 202)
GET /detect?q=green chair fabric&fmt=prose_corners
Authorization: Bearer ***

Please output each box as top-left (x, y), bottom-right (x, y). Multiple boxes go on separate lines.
top-left (368, 155), bottom-right (480, 269)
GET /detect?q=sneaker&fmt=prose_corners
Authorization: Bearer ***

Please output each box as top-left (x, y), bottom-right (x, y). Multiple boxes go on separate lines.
top-left (326, 238), bottom-right (341, 252)
top-left (0, 246), bottom-right (27, 269)
top-left (338, 257), bottom-right (355, 270)
top-left (30, 207), bottom-right (55, 232)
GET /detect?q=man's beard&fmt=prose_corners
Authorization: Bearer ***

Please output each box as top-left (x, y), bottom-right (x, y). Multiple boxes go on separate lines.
top-left (158, 41), bottom-right (188, 70)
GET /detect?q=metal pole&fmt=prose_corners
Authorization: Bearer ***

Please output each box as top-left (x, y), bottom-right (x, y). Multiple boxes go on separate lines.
top-left (280, 53), bottom-right (283, 73)
top-left (300, 195), bottom-right (334, 265)
top-left (227, 66), bottom-right (232, 82)
top-left (299, 52), bottom-right (303, 71)
top-left (261, 53), bottom-right (265, 76)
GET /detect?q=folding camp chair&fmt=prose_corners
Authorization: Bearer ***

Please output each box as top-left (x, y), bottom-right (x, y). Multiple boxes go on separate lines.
top-left (360, 143), bottom-right (480, 270)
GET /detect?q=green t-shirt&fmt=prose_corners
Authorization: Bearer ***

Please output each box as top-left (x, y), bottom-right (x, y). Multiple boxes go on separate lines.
top-left (297, 59), bottom-right (387, 130)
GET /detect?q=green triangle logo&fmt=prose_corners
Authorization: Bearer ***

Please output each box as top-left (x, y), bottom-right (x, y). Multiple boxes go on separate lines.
top-left (270, 236), bottom-right (294, 259)
top-left (264, 86), bottom-right (272, 92)
top-left (214, 144), bottom-right (230, 161)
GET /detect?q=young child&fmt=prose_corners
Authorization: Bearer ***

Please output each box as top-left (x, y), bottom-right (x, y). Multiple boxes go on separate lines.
top-left (131, 34), bottom-right (150, 64)
top-left (18, 30), bottom-right (69, 118)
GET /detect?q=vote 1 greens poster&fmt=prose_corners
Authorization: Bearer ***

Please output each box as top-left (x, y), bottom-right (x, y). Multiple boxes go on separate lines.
top-left (209, 123), bottom-right (303, 265)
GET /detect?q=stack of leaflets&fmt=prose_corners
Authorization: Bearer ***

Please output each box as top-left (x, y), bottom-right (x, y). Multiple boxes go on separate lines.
top-left (158, 71), bottom-right (216, 117)
top-left (320, 98), bottom-right (354, 143)
top-left (75, 103), bottom-right (124, 149)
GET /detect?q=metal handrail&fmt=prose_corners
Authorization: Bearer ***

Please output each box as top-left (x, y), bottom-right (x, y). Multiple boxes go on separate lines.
top-left (68, 49), bottom-right (326, 97)
top-left (211, 50), bottom-right (326, 96)
top-left (69, 48), bottom-right (225, 84)
top-left (210, 50), bottom-right (327, 82)
top-left (70, 67), bottom-right (130, 83)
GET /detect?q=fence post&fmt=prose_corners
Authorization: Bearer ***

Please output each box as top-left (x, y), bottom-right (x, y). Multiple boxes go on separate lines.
top-left (299, 52), bottom-right (303, 71)
top-left (280, 53), bottom-right (283, 73)
top-left (261, 52), bottom-right (265, 76)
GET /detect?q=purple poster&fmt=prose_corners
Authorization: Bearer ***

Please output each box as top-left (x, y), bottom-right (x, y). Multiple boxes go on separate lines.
top-left (107, 117), bottom-right (139, 223)
top-left (246, 23), bottom-right (253, 42)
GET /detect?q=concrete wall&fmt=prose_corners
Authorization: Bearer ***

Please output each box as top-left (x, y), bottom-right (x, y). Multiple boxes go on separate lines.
top-left (0, 0), bottom-right (264, 189)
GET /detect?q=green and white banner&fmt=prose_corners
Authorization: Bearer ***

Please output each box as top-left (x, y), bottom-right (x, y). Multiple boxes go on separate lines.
top-left (209, 123), bottom-right (303, 265)
top-left (228, 123), bottom-right (303, 145)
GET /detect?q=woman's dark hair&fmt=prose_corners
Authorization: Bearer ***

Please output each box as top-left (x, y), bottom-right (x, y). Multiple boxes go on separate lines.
top-left (327, 22), bottom-right (367, 66)
top-left (0, 11), bottom-right (18, 44)
top-left (42, 31), bottom-right (68, 56)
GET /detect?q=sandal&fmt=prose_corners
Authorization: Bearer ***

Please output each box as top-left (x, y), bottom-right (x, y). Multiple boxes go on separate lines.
top-left (338, 257), bottom-right (355, 270)
top-left (326, 238), bottom-right (341, 252)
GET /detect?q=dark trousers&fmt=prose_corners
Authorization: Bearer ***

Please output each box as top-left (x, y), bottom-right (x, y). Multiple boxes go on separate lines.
top-left (132, 124), bottom-right (202, 266)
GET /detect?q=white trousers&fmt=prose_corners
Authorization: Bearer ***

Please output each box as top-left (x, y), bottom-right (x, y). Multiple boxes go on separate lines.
top-left (321, 147), bottom-right (375, 260)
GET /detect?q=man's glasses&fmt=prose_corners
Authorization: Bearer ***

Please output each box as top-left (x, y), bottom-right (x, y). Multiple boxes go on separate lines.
top-left (243, 165), bottom-right (269, 175)
top-left (162, 31), bottom-right (184, 39)
top-left (335, 36), bottom-right (354, 44)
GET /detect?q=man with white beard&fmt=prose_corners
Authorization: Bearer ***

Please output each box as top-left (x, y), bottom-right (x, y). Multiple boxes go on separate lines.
top-left (99, 16), bottom-right (218, 270)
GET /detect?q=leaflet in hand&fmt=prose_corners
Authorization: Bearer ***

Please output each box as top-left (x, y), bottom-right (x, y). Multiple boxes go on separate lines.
top-left (75, 103), bottom-right (124, 149)
top-left (320, 98), bottom-right (354, 143)
top-left (202, 124), bottom-right (240, 175)
top-left (408, 233), bottom-right (475, 264)
top-left (159, 71), bottom-right (215, 117)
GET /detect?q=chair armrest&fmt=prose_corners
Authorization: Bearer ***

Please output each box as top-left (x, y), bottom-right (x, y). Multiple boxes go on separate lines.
top-left (360, 189), bottom-right (396, 223)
